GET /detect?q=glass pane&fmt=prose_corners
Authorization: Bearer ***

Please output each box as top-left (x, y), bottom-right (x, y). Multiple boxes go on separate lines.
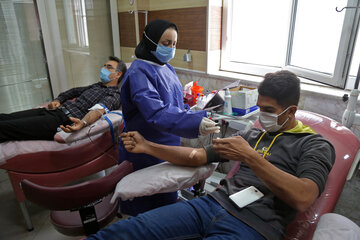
top-left (229, 0), bottom-right (292, 67)
top-left (290, 0), bottom-right (347, 74)
top-left (55, 0), bottom-right (113, 88)
top-left (0, 0), bottom-right (52, 113)
top-left (347, 27), bottom-right (360, 89)
top-left (349, 27), bottom-right (360, 73)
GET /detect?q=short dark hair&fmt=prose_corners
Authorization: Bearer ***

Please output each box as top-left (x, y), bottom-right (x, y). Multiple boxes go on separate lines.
top-left (258, 70), bottom-right (300, 107)
top-left (109, 56), bottom-right (127, 82)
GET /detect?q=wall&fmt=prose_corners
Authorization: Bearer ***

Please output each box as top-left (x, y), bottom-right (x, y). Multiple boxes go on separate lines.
top-left (117, 0), bottom-right (207, 71)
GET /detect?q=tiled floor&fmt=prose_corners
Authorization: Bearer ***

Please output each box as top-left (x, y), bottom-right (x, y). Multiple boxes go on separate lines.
top-left (0, 166), bottom-right (359, 239)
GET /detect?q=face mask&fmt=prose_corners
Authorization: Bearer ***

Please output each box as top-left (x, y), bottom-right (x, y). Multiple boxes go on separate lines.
top-left (259, 106), bottom-right (291, 132)
top-left (144, 32), bottom-right (176, 63)
top-left (151, 44), bottom-right (176, 63)
top-left (100, 67), bottom-right (111, 83)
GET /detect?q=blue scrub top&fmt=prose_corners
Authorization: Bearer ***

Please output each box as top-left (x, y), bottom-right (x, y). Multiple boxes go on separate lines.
top-left (120, 59), bottom-right (206, 170)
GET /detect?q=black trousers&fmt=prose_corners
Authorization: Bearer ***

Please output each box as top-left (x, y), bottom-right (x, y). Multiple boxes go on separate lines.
top-left (0, 108), bottom-right (72, 142)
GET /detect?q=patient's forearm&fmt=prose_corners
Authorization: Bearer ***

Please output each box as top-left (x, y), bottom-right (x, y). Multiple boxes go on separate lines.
top-left (144, 141), bottom-right (207, 167)
top-left (82, 109), bottom-right (105, 126)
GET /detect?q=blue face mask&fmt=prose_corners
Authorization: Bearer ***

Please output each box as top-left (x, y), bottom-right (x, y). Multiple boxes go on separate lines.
top-left (144, 32), bottom-right (176, 63)
top-left (151, 44), bottom-right (176, 63)
top-left (100, 67), bottom-right (111, 83)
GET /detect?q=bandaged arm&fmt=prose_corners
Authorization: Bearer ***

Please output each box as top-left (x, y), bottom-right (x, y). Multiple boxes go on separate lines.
top-left (204, 145), bottom-right (229, 163)
top-left (121, 132), bottom-right (209, 166)
top-left (145, 145), bottom-right (228, 166)
top-left (121, 132), bottom-right (228, 167)
top-left (80, 109), bottom-right (105, 128)
top-left (79, 103), bottom-right (106, 127)
top-left (62, 104), bottom-right (105, 132)
top-left (146, 143), bottom-right (207, 167)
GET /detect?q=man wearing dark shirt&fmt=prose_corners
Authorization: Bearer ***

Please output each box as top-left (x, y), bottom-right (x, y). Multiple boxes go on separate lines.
top-left (0, 56), bottom-right (126, 142)
top-left (86, 70), bottom-right (335, 240)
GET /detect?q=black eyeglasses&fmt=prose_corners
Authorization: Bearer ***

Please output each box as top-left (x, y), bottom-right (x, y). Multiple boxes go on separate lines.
top-left (103, 64), bottom-right (115, 70)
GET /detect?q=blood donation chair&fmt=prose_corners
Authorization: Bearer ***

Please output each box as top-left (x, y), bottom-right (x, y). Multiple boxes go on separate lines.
top-left (282, 110), bottom-right (360, 239)
top-left (21, 160), bottom-right (133, 236)
top-left (0, 110), bottom-right (124, 231)
top-left (225, 110), bottom-right (360, 240)
top-left (97, 110), bottom-right (359, 240)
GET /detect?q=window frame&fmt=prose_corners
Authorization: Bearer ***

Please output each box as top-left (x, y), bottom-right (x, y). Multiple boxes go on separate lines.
top-left (220, 0), bottom-right (360, 89)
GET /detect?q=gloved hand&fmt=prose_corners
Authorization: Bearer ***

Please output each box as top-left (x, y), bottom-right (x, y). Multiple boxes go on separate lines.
top-left (199, 117), bottom-right (220, 136)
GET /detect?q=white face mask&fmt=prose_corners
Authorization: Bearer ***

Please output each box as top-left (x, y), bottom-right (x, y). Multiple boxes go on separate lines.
top-left (259, 106), bottom-right (291, 132)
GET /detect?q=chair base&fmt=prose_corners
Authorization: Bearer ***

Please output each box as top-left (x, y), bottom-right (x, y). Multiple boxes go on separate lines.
top-left (51, 195), bottom-right (118, 236)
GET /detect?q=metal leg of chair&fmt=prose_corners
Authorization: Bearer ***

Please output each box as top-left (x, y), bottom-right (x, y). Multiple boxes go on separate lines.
top-left (19, 202), bottom-right (34, 231)
top-left (105, 165), bottom-right (117, 175)
top-left (346, 149), bottom-right (360, 181)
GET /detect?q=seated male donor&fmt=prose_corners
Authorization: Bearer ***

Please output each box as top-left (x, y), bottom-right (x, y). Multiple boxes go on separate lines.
top-left (0, 56), bottom-right (127, 142)
top-left (87, 70), bottom-right (335, 240)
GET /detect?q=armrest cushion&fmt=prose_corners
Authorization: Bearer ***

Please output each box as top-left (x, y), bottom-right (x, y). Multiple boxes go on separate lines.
top-left (110, 162), bottom-right (218, 202)
top-left (312, 213), bottom-right (360, 239)
top-left (0, 140), bottom-right (80, 166)
top-left (54, 110), bottom-right (123, 143)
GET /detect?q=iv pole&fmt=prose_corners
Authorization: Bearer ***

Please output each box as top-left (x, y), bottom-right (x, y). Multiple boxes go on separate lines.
top-left (337, 5), bottom-right (360, 128)
top-left (342, 67), bottom-right (360, 128)
top-left (337, 4), bottom-right (360, 180)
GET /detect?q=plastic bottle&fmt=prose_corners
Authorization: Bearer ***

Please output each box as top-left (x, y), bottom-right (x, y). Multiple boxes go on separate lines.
top-left (195, 93), bottom-right (200, 104)
top-left (223, 88), bottom-right (233, 115)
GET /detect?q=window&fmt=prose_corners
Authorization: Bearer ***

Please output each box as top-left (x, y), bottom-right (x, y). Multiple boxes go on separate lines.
top-left (221, 0), bottom-right (360, 89)
top-left (63, 0), bottom-right (89, 49)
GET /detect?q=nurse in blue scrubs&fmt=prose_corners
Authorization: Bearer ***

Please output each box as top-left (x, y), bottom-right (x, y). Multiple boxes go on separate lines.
top-left (119, 19), bottom-right (219, 216)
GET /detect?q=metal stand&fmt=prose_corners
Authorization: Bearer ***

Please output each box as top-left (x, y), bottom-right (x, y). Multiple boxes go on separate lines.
top-left (19, 202), bottom-right (33, 231)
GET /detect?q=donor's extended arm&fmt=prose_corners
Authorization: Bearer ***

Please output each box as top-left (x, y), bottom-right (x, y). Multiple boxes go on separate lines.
top-left (120, 131), bottom-right (207, 167)
top-left (60, 109), bottom-right (105, 133)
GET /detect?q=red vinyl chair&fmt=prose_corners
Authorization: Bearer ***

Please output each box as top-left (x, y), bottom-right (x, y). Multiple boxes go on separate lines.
top-left (225, 110), bottom-right (360, 240)
top-left (20, 160), bottom-right (133, 236)
top-left (0, 110), bottom-right (124, 231)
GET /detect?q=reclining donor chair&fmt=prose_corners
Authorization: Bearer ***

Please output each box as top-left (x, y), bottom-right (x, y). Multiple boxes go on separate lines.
top-left (107, 110), bottom-right (360, 240)
top-left (0, 109), bottom-right (125, 231)
top-left (255, 110), bottom-right (359, 239)
top-left (21, 160), bottom-right (133, 236)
